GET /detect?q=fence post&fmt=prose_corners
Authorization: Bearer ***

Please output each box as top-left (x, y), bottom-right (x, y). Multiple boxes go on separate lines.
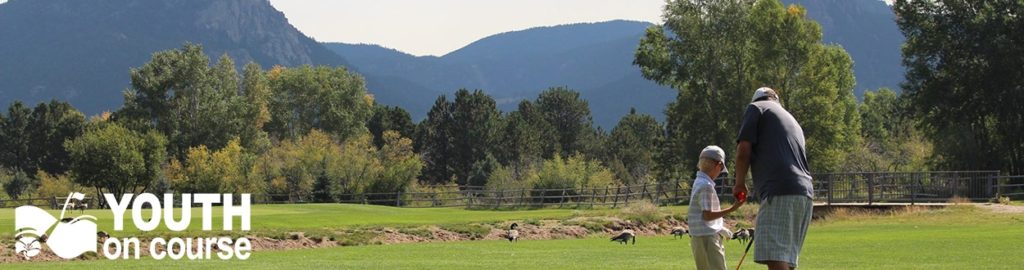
top-left (395, 192), bottom-right (402, 207)
top-left (654, 183), bottom-right (662, 205)
top-left (988, 174), bottom-right (996, 199)
top-left (827, 175), bottom-right (833, 206)
top-left (576, 190), bottom-right (583, 209)
top-left (867, 173), bottom-right (874, 205)
top-left (496, 191), bottom-right (503, 209)
top-left (558, 189), bottom-right (568, 208)
top-left (622, 186), bottom-right (630, 204)
top-left (590, 188), bottom-right (597, 208)
top-left (519, 188), bottom-right (526, 208)
top-left (612, 187), bottom-right (621, 208)
top-left (674, 178), bottom-right (681, 203)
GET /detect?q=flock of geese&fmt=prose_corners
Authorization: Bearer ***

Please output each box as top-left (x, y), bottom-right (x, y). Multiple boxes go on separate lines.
top-left (504, 222), bottom-right (754, 245)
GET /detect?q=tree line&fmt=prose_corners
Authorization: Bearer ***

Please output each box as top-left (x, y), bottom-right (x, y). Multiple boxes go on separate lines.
top-left (2, 0), bottom-right (1019, 204)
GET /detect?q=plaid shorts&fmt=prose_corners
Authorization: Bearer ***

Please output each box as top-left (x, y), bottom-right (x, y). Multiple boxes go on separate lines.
top-left (754, 195), bottom-right (813, 268)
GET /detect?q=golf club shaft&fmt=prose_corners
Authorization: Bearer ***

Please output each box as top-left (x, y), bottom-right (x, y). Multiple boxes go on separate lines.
top-left (735, 236), bottom-right (754, 270)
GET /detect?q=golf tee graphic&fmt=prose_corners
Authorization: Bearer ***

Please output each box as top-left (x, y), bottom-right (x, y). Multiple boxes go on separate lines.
top-left (14, 192), bottom-right (98, 260)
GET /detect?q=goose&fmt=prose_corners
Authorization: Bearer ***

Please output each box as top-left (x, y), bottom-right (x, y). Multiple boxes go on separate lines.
top-left (610, 228), bottom-right (636, 245)
top-left (671, 226), bottom-right (688, 239)
top-left (505, 223), bottom-right (520, 242)
top-left (732, 228), bottom-right (752, 244)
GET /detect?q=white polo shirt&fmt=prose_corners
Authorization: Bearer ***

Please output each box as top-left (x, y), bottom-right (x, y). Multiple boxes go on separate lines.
top-left (687, 171), bottom-right (725, 236)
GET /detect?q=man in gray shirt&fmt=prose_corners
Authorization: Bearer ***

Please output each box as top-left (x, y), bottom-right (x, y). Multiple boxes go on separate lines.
top-left (732, 87), bottom-right (813, 270)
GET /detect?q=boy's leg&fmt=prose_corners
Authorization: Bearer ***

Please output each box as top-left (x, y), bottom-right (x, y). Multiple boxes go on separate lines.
top-left (691, 235), bottom-right (727, 270)
top-left (708, 234), bottom-right (727, 270)
top-left (691, 236), bottom-right (710, 270)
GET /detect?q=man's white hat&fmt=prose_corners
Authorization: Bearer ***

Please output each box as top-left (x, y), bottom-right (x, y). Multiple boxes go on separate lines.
top-left (751, 87), bottom-right (778, 102)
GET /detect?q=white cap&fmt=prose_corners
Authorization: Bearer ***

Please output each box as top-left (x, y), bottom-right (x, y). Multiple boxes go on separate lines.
top-left (699, 145), bottom-right (728, 174)
top-left (751, 87), bottom-right (778, 102)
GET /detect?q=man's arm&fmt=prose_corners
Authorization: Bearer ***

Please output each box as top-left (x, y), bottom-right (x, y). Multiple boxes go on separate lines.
top-left (733, 141), bottom-right (752, 200)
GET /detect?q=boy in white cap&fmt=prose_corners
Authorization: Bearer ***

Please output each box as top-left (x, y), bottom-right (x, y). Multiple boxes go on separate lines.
top-left (688, 145), bottom-right (745, 270)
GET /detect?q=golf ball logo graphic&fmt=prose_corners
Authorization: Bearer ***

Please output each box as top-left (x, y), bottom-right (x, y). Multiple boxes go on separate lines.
top-left (13, 192), bottom-right (98, 260)
top-left (15, 235), bottom-right (42, 259)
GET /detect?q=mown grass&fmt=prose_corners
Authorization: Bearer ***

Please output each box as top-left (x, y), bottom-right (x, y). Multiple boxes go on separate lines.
top-left (2, 203), bottom-right (690, 239)
top-left (4, 204), bottom-right (1021, 269)
top-left (7, 205), bottom-right (1023, 269)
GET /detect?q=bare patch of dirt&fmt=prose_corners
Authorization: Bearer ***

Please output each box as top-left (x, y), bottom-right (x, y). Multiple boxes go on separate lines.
top-left (978, 203), bottom-right (1024, 214)
top-left (0, 217), bottom-right (716, 263)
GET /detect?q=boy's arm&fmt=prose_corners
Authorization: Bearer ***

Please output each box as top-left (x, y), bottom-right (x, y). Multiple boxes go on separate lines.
top-left (702, 202), bottom-right (743, 221)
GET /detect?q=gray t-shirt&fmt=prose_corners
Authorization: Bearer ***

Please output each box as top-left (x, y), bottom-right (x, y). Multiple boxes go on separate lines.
top-left (736, 100), bottom-right (814, 200)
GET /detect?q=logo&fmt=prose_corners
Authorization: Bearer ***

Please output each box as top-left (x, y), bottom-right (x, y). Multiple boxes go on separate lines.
top-left (14, 192), bottom-right (98, 259)
top-left (13, 192), bottom-right (252, 261)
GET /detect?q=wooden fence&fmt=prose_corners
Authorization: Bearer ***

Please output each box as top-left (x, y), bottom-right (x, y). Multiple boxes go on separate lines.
top-left (1, 171), bottom-right (1016, 209)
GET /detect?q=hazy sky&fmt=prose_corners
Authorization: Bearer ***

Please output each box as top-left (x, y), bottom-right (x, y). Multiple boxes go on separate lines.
top-left (268, 0), bottom-right (666, 56)
top-left (0, 0), bottom-right (895, 55)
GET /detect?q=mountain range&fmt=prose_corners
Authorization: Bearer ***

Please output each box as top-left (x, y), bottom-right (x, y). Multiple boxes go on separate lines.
top-left (0, 0), bottom-right (904, 128)
top-left (0, 0), bottom-right (345, 113)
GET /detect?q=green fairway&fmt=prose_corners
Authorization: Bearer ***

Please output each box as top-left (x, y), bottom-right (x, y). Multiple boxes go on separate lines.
top-left (3, 205), bottom-right (1022, 269)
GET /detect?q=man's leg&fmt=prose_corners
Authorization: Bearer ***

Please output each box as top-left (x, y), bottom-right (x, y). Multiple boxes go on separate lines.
top-left (765, 261), bottom-right (792, 270)
top-left (754, 196), bottom-right (812, 269)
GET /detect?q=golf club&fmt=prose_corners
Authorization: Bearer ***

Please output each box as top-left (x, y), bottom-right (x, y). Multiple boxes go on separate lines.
top-left (735, 234), bottom-right (754, 270)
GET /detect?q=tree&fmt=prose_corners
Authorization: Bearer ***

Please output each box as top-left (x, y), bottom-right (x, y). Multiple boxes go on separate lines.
top-left (27, 101), bottom-right (85, 175)
top-left (0, 102), bottom-right (31, 174)
top-left (417, 96), bottom-right (456, 185)
top-left (467, 154), bottom-right (499, 187)
top-left (34, 171), bottom-right (77, 200)
top-left (240, 62), bottom-right (273, 154)
top-left (416, 89), bottom-right (502, 187)
top-left (256, 130), bottom-right (338, 201)
top-left (846, 88), bottom-right (932, 172)
top-left (65, 122), bottom-right (167, 200)
top-left (266, 65), bottom-right (374, 141)
top-left (120, 44), bottom-right (264, 159)
top-left (895, 0), bottom-right (1024, 174)
top-left (368, 105), bottom-right (415, 149)
top-left (786, 45), bottom-right (862, 172)
top-left (3, 170), bottom-right (32, 200)
top-left (608, 108), bottom-right (663, 185)
top-left (168, 138), bottom-right (261, 194)
top-left (535, 87), bottom-right (596, 159)
top-left (449, 89), bottom-right (501, 187)
top-left (635, 0), bottom-right (861, 175)
top-left (369, 131), bottom-right (423, 196)
top-left (495, 101), bottom-right (548, 167)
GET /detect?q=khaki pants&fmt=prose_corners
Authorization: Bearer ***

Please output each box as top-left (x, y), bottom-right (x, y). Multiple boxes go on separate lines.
top-left (690, 234), bottom-right (727, 270)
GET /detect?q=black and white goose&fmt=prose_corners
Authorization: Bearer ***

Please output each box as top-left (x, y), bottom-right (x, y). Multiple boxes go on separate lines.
top-left (505, 223), bottom-right (520, 242)
top-left (610, 228), bottom-right (636, 245)
top-left (732, 228), bottom-right (752, 244)
top-left (671, 226), bottom-right (688, 239)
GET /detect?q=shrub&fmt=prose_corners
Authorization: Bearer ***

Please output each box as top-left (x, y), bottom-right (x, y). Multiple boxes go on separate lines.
top-left (34, 171), bottom-right (76, 199)
top-left (442, 224), bottom-right (491, 240)
top-left (620, 201), bottom-right (662, 225)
